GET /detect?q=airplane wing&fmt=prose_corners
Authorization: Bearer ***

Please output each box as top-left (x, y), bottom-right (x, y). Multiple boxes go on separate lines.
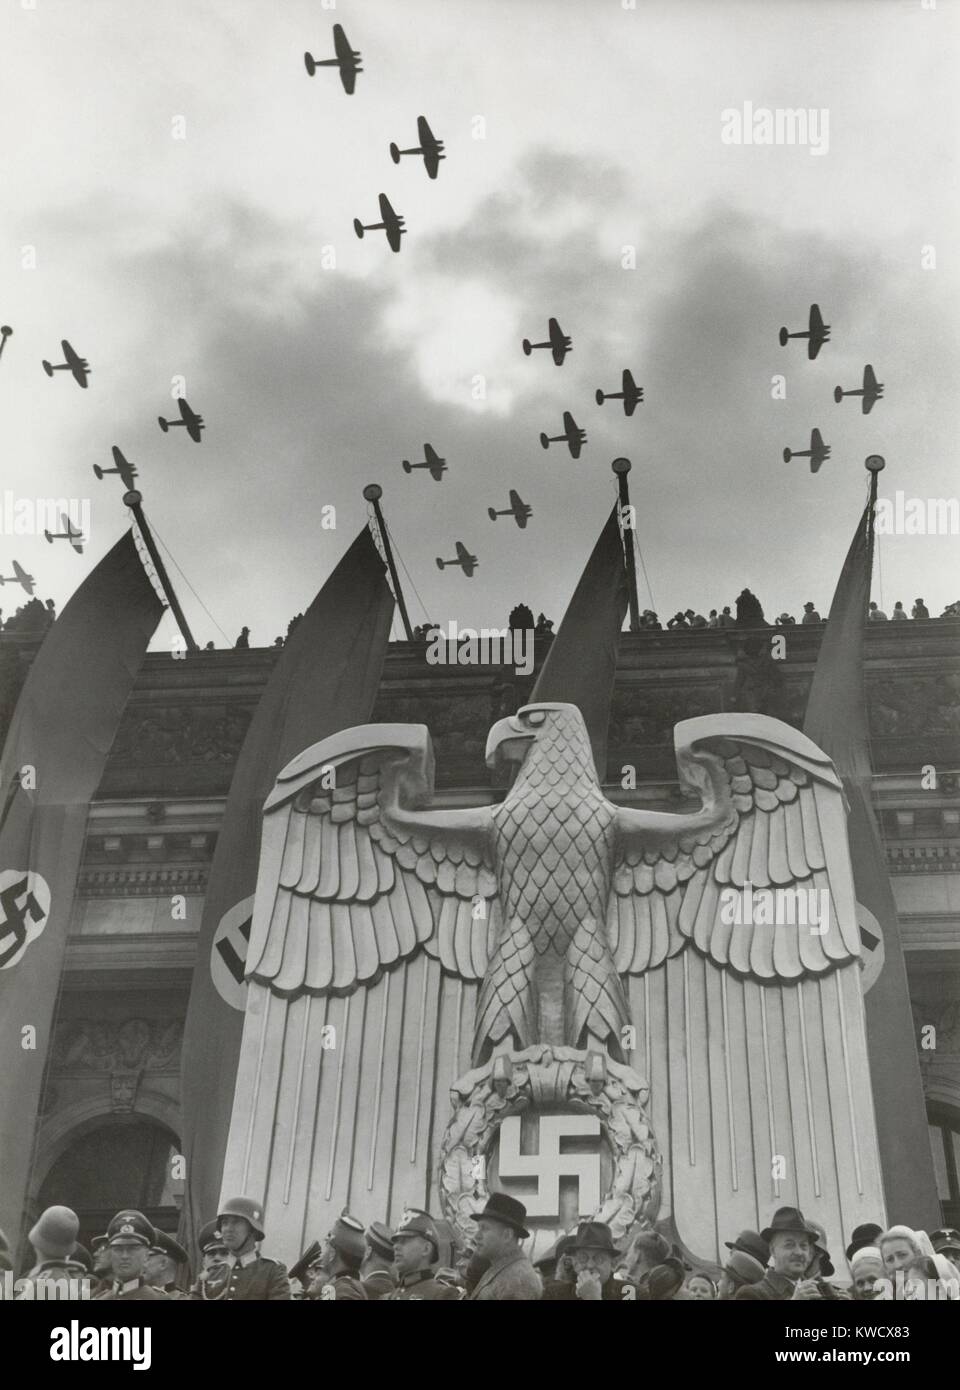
top-left (341, 62), bottom-right (358, 95)
top-left (863, 365), bottom-right (878, 391)
top-left (334, 26), bottom-right (359, 93)
top-left (418, 117), bottom-right (441, 177)
top-left (809, 304), bottom-right (824, 335)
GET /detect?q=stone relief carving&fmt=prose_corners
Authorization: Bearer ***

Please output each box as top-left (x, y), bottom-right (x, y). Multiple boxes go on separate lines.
top-left (51, 1018), bottom-right (183, 1073)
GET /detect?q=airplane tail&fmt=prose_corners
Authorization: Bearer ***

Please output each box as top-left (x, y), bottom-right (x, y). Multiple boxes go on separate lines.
top-left (522, 339), bottom-right (532, 356)
top-left (42, 361), bottom-right (53, 377)
top-left (539, 433), bottom-right (550, 449)
top-left (389, 142), bottom-right (400, 164)
top-left (435, 558), bottom-right (445, 570)
top-left (158, 416), bottom-right (169, 432)
top-left (778, 327), bottom-right (789, 346)
top-left (487, 507), bottom-right (497, 521)
top-left (93, 464), bottom-right (104, 479)
top-left (783, 448), bottom-right (793, 463)
top-left (353, 219), bottom-right (365, 240)
top-left (401, 460), bottom-right (412, 473)
top-left (304, 52), bottom-right (316, 76)
top-left (833, 387), bottom-right (844, 403)
top-left (595, 389), bottom-right (605, 405)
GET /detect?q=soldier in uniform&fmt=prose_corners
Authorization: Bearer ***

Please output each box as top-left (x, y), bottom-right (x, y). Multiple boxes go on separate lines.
top-left (361, 1222), bottom-right (396, 1300)
top-left (305, 1215), bottom-right (367, 1300)
top-left (384, 1210), bottom-right (460, 1301)
top-left (94, 1211), bottom-right (169, 1300)
top-left (190, 1221), bottom-right (231, 1301)
top-left (144, 1229), bottom-right (191, 1299)
top-left (217, 1195), bottom-right (291, 1300)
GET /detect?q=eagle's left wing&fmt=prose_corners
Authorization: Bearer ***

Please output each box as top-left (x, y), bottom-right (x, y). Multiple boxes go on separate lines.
top-left (609, 714), bottom-right (861, 979)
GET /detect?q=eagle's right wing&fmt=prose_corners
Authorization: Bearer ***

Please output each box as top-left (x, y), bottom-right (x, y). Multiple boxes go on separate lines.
top-left (244, 724), bottom-right (501, 998)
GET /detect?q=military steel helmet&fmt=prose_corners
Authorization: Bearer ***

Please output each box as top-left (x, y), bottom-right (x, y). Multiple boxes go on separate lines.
top-left (217, 1196), bottom-right (265, 1240)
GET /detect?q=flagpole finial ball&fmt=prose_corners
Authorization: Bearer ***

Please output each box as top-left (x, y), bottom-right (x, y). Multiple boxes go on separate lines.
top-left (123, 489), bottom-right (143, 507)
top-left (865, 455), bottom-right (885, 473)
top-left (363, 484), bottom-right (383, 502)
top-left (0, 325), bottom-right (12, 336)
top-left (611, 457), bottom-right (631, 476)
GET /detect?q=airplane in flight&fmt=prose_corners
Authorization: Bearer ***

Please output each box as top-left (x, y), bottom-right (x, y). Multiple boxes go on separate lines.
top-left (42, 339), bottom-right (90, 388)
top-left (834, 365), bottom-right (884, 414)
top-left (522, 317), bottom-right (571, 366)
top-left (93, 445), bottom-right (138, 488)
top-left (354, 194), bottom-right (406, 253)
top-left (158, 397), bottom-right (205, 442)
top-left (304, 23), bottom-right (362, 94)
top-left (0, 325), bottom-right (12, 362)
top-left (540, 410), bottom-right (587, 460)
top-left (0, 559), bottom-right (36, 596)
top-left (402, 443), bottom-right (446, 480)
top-left (595, 368), bottom-right (644, 416)
top-left (390, 116), bottom-right (445, 179)
top-left (779, 303), bottom-right (831, 360)
top-left (44, 512), bottom-right (84, 554)
top-left (435, 541), bottom-right (478, 578)
top-left (487, 490), bottom-right (533, 529)
top-left (783, 428), bottom-right (831, 473)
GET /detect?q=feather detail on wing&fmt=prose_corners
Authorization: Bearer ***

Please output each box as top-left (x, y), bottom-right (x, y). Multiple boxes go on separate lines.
top-left (610, 714), bottom-right (862, 982)
top-left (246, 723), bottom-right (499, 997)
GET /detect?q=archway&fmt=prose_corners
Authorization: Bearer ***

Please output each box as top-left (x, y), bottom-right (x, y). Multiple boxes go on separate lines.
top-left (34, 1114), bottom-right (181, 1255)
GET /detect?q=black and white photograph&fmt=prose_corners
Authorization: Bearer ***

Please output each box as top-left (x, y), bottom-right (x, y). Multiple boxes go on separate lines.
top-left (0, 0), bottom-right (958, 1363)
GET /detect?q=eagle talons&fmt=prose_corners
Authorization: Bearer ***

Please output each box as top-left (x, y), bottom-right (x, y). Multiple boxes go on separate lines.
top-left (585, 1049), bottom-right (607, 1095)
top-left (491, 1054), bottom-right (513, 1097)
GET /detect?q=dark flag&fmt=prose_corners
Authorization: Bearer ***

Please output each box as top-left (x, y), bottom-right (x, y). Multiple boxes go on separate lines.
top-left (803, 469), bottom-right (941, 1228)
top-left (531, 503), bottom-right (628, 778)
top-left (0, 532), bottom-right (163, 1251)
top-left (179, 527), bottom-right (394, 1253)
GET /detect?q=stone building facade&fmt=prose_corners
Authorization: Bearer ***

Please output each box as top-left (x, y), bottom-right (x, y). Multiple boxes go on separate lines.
top-left (2, 620), bottom-right (958, 1247)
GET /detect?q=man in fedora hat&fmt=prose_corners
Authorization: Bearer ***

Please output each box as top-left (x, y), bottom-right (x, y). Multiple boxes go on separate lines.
top-left (535, 1233), bottom-right (576, 1295)
top-left (217, 1195), bottom-right (291, 1300)
top-left (94, 1210), bottom-right (169, 1300)
top-left (718, 1249), bottom-right (766, 1300)
top-left (735, 1207), bottom-right (821, 1301)
top-left (724, 1228), bottom-right (770, 1267)
top-left (384, 1210), bottom-right (459, 1301)
top-left (361, 1222), bottom-right (397, 1300)
top-left (306, 1214), bottom-right (368, 1300)
top-left (542, 1222), bottom-right (623, 1300)
top-left (466, 1194), bottom-right (541, 1301)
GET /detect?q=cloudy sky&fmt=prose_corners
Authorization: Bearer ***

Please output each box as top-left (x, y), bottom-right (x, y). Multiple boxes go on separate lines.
top-left (2, 0), bottom-right (957, 649)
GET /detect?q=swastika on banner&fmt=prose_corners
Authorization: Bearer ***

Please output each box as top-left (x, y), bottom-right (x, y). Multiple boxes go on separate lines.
top-left (0, 869), bottom-right (52, 970)
top-left (210, 895), bottom-right (255, 1011)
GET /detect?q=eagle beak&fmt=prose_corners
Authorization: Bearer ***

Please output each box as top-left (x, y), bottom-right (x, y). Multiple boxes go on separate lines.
top-left (485, 714), bottom-right (536, 769)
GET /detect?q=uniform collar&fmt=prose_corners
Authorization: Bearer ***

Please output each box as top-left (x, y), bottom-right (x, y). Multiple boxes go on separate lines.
top-left (115, 1277), bottom-right (142, 1294)
top-left (399, 1268), bottom-right (434, 1288)
top-left (229, 1249), bottom-right (259, 1269)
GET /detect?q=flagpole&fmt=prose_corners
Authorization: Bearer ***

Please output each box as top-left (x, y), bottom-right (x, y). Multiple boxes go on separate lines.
top-left (123, 489), bottom-right (199, 652)
top-left (363, 483), bottom-right (414, 641)
top-left (864, 454), bottom-right (884, 581)
top-left (611, 458), bottom-right (641, 633)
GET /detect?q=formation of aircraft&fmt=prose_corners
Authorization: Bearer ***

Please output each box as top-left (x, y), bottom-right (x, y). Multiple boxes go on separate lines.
top-left (158, 397), bottom-right (205, 442)
top-left (783, 428), bottom-right (831, 473)
top-left (0, 559), bottom-right (35, 596)
top-left (522, 317), bottom-right (571, 366)
top-left (435, 541), bottom-right (478, 578)
top-left (304, 23), bottom-right (361, 95)
top-left (390, 117), bottom-right (445, 179)
top-left (779, 303), bottom-right (830, 360)
top-left (540, 411), bottom-right (587, 460)
top-left (42, 339), bottom-right (90, 388)
top-left (595, 368), bottom-right (643, 416)
top-left (94, 445), bottom-right (138, 489)
top-left (487, 490), bottom-right (532, 529)
top-left (44, 512), bottom-right (84, 554)
top-left (402, 443), bottom-right (446, 480)
top-left (0, 325), bottom-right (11, 362)
top-left (834, 365), bottom-right (884, 415)
top-left (354, 194), bottom-right (406, 253)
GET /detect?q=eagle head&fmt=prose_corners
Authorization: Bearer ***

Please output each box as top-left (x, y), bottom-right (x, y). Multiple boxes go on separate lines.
top-left (484, 701), bottom-right (593, 775)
